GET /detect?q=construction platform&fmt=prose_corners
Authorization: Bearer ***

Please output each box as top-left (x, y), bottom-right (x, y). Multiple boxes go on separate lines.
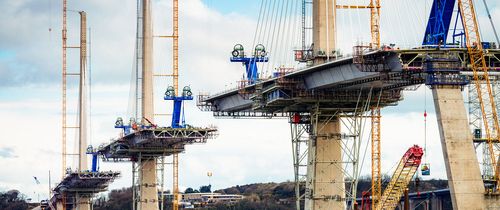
top-left (53, 171), bottom-right (121, 195)
top-left (97, 126), bottom-right (218, 160)
top-left (47, 171), bottom-right (120, 209)
top-left (198, 48), bottom-right (500, 115)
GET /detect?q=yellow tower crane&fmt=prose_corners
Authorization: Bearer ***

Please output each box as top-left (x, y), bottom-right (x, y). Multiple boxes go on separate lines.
top-left (172, 0), bottom-right (180, 208)
top-left (336, 1), bottom-right (382, 208)
top-left (156, 1), bottom-right (180, 209)
top-left (458, 0), bottom-right (500, 193)
top-left (158, 0), bottom-right (180, 209)
top-left (371, 107), bottom-right (382, 209)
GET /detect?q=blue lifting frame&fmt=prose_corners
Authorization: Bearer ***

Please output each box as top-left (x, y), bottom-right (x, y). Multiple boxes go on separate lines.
top-left (86, 146), bottom-right (99, 172)
top-left (230, 57), bottom-right (269, 84)
top-left (230, 44), bottom-right (269, 84)
top-left (164, 86), bottom-right (193, 128)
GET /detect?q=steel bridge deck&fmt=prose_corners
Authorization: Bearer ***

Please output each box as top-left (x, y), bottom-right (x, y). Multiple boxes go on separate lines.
top-left (199, 48), bottom-right (500, 116)
top-left (47, 171), bottom-right (120, 210)
top-left (53, 171), bottom-right (120, 195)
top-left (97, 126), bottom-right (218, 160)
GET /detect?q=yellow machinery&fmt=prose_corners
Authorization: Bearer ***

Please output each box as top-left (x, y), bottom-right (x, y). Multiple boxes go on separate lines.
top-left (156, 0), bottom-right (181, 209)
top-left (371, 108), bottom-right (382, 209)
top-left (457, 0), bottom-right (500, 193)
top-left (376, 145), bottom-right (424, 210)
top-left (336, 1), bottom-right (383, 208)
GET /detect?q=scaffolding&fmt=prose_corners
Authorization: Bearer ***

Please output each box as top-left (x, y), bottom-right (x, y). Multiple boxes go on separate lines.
top-left (97, 126), bottom-right (218, 209)
top-left (370, 108), bottom-right (381, 210)
top-left (290, 113), bottom-right (310, 210)
top-left (468, 77), bottom-right (500, 191)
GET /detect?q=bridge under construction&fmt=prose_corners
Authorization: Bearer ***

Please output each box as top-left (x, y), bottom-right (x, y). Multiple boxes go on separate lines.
top-left (41, 0), bottom-right (500, 210)
top-left (198, 0), bottom-right (500, 209)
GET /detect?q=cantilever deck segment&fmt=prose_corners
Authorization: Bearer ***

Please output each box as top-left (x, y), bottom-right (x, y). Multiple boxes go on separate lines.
top-left (54, 171), bottom-right (120, 194)
top-left (201, 50), bottom-right (419, 114)
top-left (97, 126), bottom-right (218, 160)
top-left (200, 48), bottom-right (500, 115)
top-left (47, 171), bottom-right (120, 210)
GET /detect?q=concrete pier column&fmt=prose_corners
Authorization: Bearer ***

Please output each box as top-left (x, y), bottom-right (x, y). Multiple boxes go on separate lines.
top-left (139, 0), bottom-right (157, 209)
top-left (432, 87), bottom-right (486, 210)
top-left (76, 195), bottom-right (90, 210)
top-left (305, 118), bottom-right (345, 210)
top-left (313, 0), bottom-right (336, 65)
top-left (77, 11), bottom-right (90, 210)
top-left (139, 159), bottom-right (158, 210)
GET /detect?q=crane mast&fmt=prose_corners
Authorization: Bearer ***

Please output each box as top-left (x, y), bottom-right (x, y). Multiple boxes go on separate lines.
top-left (458, 0), bottom-right (500, 192)
top-left (336, 2), bottom-right (383, 209)
top-left (371, 108), bottom-right (382, 209)
top-left (172, 1), bottom-right (180, 209)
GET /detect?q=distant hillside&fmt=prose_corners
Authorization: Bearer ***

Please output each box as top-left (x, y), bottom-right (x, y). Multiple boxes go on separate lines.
top-left (91, 178), bottom-right (448, 210)
top-left (214, 178), bottom-right (447, 209)
top-left (214, 182), bottom-right (296, 209)
top-left (354, 175), bottom-right (448, 197)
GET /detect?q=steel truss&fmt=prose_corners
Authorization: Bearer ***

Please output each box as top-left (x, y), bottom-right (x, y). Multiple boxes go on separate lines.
top-left (131, 154), bottom-right (167, 210)
top-left (468, 77), bottom-right (500, 192)
top-left (291, 115), bottom-right (310, 210)
top-left (291, 89), bottom-right (375, 210)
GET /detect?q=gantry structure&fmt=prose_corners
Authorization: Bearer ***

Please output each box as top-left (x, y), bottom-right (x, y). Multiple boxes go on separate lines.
top-left (197, 0), bottom-right (500, 209)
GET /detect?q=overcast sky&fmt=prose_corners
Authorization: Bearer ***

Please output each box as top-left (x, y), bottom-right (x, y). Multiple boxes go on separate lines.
top-left (0, 0), bottom-right (499, 201)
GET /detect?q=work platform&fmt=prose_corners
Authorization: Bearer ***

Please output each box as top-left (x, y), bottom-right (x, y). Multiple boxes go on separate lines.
top-left (97, 126), bottom-right (218, 160)
top-left (54, 171), bottom-right (121, 195)
top-left (47, 171), bottom-right (120, 210)
top-left (198, 48), bottom-right (500, 115)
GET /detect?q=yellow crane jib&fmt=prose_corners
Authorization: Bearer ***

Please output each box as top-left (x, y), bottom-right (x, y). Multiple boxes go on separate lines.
top-left (376, 145), bottom-right (423, 210)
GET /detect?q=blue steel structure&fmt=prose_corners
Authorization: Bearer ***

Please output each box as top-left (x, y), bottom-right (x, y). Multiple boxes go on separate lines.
top-left (422, 0), bottom-right (456, 46)
top-left (421, 0), bottom-right (470, 86)
top-left (451, 9), bottom-right (466, 46)
top-left (422, 0), bottom-right (473, 47)
top-left (164, 86), bottom-right (193, 128)
top-left (230, 44), bottom-right (269, 84)
top-left (85, 147), bottom-right (99, 172)
top-left (424, 54), bottom-right (469, 86)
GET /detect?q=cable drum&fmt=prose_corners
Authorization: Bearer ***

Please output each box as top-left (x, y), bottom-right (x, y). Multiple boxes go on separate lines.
top-left (232, 50), bottom-right (240, 58)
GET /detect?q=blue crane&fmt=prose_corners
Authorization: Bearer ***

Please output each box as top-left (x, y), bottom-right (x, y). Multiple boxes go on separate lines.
top-left (230, 44), bottom-right (269, 84)
top-left (164, 86), bottom-right (193, 128)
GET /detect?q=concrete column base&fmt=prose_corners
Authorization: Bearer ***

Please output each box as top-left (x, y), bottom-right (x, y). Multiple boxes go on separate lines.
top-left (139, 159), bottom-right (159, 210)
top-left (305, 119), bottom-right (346, 210)
top-left (76, 197), bottom-right (90, 210)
